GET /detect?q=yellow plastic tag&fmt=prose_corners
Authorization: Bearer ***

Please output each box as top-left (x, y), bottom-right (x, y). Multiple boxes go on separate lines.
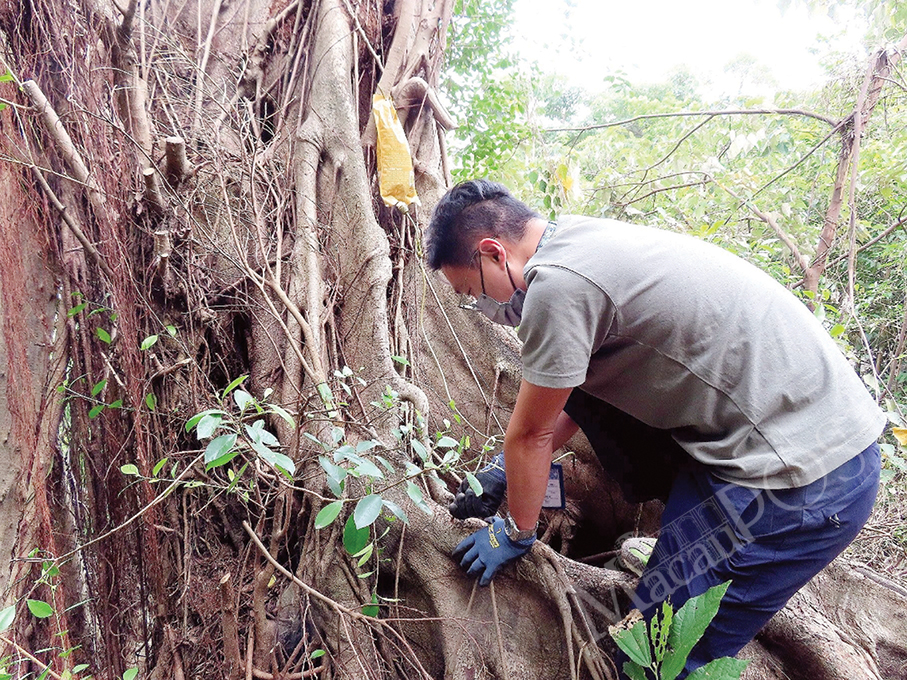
top-left (373, 94), bottom-right (419, 211)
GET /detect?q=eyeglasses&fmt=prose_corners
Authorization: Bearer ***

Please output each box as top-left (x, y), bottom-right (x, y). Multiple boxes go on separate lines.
top-left (457, 294), bottom-right (480, 311)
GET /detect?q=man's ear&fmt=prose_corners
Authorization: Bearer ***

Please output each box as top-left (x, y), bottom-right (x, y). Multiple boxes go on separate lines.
top-left (477, 237), bottom-right (506, 264)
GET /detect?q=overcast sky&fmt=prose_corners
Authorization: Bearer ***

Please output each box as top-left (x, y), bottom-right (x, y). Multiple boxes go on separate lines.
top-left (510, 0), bottom-right (869, 96)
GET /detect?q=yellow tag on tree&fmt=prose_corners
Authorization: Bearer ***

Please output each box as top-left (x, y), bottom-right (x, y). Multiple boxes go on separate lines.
top-left (373, 94), bottom-right (419, 211)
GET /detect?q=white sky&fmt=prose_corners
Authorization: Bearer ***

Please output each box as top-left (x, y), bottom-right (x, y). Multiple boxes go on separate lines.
top-left (511, 0), bottom-right (868, 97)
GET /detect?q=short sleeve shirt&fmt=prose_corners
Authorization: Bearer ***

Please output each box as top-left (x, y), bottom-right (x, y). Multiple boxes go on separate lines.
top-left (518, 216), bottom-right (886, 489)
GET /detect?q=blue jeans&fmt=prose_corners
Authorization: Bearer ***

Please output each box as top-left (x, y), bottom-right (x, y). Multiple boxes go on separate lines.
top-left (630, 442), bottom-right (880, 677)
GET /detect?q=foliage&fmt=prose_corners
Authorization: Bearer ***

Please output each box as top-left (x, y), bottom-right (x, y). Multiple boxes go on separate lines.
top-left (443, 0), bottom-right (533, 179)
top-left (609, 582), bottom-right (749, 680)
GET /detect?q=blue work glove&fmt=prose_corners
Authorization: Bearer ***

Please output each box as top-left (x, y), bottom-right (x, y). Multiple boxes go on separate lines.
top-left (452, 517), bottom-right (535, 586)
top-left (449, 452), bottom-right (507, 520)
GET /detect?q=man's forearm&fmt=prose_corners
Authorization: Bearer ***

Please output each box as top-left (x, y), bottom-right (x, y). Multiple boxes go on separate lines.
top-left (503, 381), bottom-right (573, 531)
top-left (503, 430), bottom-right (553, 530)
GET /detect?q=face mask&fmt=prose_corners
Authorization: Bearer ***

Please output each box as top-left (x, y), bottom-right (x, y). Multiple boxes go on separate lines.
top-left (474, 288), bottom-right (525, 327)
top-left (472, 254), bottom-right (524, 326)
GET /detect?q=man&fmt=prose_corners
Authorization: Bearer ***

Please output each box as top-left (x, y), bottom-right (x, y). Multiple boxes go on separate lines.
top-left (424, 179), bottom-right (885, 676)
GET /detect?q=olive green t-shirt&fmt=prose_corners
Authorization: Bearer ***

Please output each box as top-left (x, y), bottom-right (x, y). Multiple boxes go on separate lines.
top-left (519, 216), bottom-right (885, 489)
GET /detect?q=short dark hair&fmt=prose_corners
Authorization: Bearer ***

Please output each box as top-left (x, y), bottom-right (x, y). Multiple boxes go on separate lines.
top-left (424, 180), bottom-right (539, 270)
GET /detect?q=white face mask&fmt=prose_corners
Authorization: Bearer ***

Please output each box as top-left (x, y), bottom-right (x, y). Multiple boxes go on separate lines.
top-left (468, 254), bottom-right (524, 326)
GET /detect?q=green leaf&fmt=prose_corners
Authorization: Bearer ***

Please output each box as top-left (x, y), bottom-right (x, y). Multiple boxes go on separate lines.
top-left (354, 494), bottom-right (383, 529)
top-left (245, 420), bottom-right (279, 446)
top-left (196, 413), bottom-right (224, 439)
top-left (356, 543), bottom-right (374, 567)
top-left (120, 464), bottom-right (140, 476)
top-left (0, 604), bottom-right (15, 632)
top-left (436, 436), bottom-right (459, 448)
top-left (343, 514), bottom-right (369, 555)
top-left (621, 661), bottom-right (649, 680)
top-left (72, 664), bottom-right (90, 674)
top-left (251, 441), bottom-right (296, 476)
top-left (96, 328), bottom-right (111, 344)
top-left (91, 380), bottom-right (106, 396)
top-left (152, 458), bottom-right (168, 476)
top-left (391, 355), bottom-right (410, 366)
top-left (269, 404), bottom-right (296, 428)
top-left (206, 449), bottom-right (240, 471)
top-left (222, 375), bottom-right (248, 398)
top-left (356, 440), bottom-right (378, 453)
top-left (88, 404), bottom-right (105, 419)
top-left (234, 389), bottom-right (255, 412)
top-left (610, 617), bottom-right (652, 668)
top-left (26, 599), bottom-right (54, 619)
top-left (362, 593), bottom-right (379, 617)
top-left (465, 471), bottom-right (483, 497)
top-left (123, 669), bottom-right (138, 680)
top-left (829, 323), bottom-right (846, 338)
top-left (411, 439), bottom-right (428, 462)
top-left (651, 601), bottom-right (673, 663)
top-left (310, 649), bottom-right (325, 660)
top-left (406, 481), bottom-right (433, 515)
top-left (382, 499), bottom-right (408, 523)
top-left (662, 581), bottom-right (731, 680)
top-left (685, 657), bottom-right (749, 679)
top-left (108, 399), bottom-right (123, 409)
top-left (355, 459), bottom-right (385, 480)
top-left (204, 434), bottom-right (237, 466)
top-left (319, 456), bottom-right (348, 484)
top-left (67, 302), bottom-right (87, 317)
top-left (315, 501), bottom-right (344, 529)
top-left (140, 334), bottom-right (159, 350)
top-left (145, 393), bottom-right (157, 411)
top-left (185, 409), bottom-right (225, 433)
top-left (165, 324), bottom-right (177, 337)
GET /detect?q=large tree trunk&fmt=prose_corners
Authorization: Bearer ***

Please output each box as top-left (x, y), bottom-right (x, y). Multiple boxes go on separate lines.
top-left (0, 1), bottom-right (904, 679)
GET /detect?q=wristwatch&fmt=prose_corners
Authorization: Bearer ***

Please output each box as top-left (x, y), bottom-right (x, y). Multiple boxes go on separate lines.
top-left (503, 512), bottom-right (538, 542)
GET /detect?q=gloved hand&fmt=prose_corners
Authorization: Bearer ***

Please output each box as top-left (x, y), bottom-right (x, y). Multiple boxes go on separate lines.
top-left (449, 452), bottom-right (507, 519)
top-left (452, 516), bottom-right (535, 586)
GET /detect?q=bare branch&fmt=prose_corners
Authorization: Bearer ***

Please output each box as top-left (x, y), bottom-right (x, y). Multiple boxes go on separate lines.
top-left (826, 214), bottom-right (907, 270)
top-left (31, 167), bottom-right (116, 280)
top-left (142, 167), bottom-right (164, 212)
top-left (546, 108), bottom-right (839, 135)
top-left (22, 80), bottom-right (106, 210)
top-left (715, 179), bottom-right (810, 273)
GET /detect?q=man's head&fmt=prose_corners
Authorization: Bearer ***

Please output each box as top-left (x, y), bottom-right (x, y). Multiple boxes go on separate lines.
top-left (424, 180), bottom-right (540, 271)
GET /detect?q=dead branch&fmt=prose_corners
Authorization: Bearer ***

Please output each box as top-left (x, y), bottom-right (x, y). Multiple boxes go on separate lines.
top-left (143, 167), bottom-right (165, 212)
top-left (22, 80), bottom-right (106, 211)
top-left (192, 0), bottom-right (226, 134)
top-left (31, 167), bottom-right (116, 280)
top-left (221, 573), bottom-right (243, 680)
top-left (805, 32), bottom-right (907, 295)
top-left (164, 136), bottom-right (190, 187)
top-left (0, 635), bottom-right (65, 680)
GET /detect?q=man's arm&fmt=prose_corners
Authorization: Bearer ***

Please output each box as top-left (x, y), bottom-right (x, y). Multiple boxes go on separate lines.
top-left (552, 409), bottom-right (579, 452)
top-left (504, 380), bottom-right (574, 530)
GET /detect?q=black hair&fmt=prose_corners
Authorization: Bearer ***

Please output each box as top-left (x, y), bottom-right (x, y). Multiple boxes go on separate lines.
top-left (424, 179), bottom-right (540, 270)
